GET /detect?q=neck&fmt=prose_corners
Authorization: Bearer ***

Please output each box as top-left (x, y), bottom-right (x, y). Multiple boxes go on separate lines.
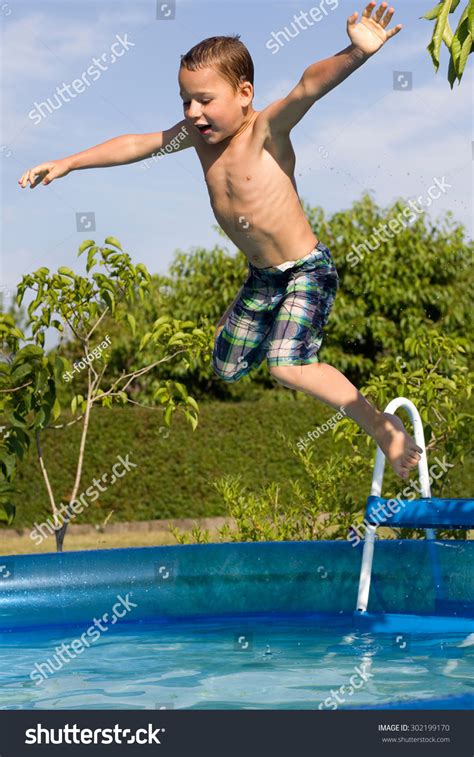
top-left (229, 109), bottom-right (258, 142)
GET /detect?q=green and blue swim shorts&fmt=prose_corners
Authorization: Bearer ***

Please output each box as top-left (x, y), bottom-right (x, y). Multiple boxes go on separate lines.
top-left (212, 240), bottom-right (339, 382)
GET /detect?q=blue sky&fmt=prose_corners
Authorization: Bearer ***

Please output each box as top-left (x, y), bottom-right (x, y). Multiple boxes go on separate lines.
top-left (1, 0), bottom-right (472, 303)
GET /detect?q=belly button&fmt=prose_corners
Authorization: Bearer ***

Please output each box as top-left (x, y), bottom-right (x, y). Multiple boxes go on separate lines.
top-left (246, 175), bottom-right (251, 180)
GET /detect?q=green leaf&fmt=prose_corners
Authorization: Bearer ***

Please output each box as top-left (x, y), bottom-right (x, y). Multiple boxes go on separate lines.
top-left (126, 313), bottom-right (136, 336)
top-left (33, 408), bottom-right (46, 429)
top-left (0, 503), bottom-right (16, 525)
top-left (421, 1), bottom-right (445, 21)
top-left (104, 236), bottom-right (123, 251)
top-left (164, 404), bottom-right (175, 426)
top-left (33, 267), bottom-right (49, 278)
top-left (10, 363), bottom-right (32, 383)
top-left (57, 266), bottom-right (75, 278)
top-left (0, 452), bottom-right (16, 478)
top-left (86, 246), bottom-right (98, 272)
top-left (187, 413), bottom-right (198, 431)
top-left (186, 396), bottom-right (199, 412)
top-left (457, 29), bottom-right (472, 80)
top-left (427, 0), bottom-right (453, 70)
top-left (78, 239), bottom-right (95, 255)
top-left (102, 290), bottom-right (115, 314)
top-left (140, 332), bottom-right (152, 350)
top-left (175, 382), bottom-right (188, 401)
top-left (469, 0), bottom-right (474, 35)
top-left (52, 397), bottom-right (61, 421)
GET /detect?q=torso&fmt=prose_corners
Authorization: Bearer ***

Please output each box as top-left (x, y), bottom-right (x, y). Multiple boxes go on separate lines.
top-left (188, 111), bottom-right (319, 268)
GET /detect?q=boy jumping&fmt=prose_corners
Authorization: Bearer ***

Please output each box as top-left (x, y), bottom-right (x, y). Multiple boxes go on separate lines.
top-left (19, 2), bottom-right (422, 479)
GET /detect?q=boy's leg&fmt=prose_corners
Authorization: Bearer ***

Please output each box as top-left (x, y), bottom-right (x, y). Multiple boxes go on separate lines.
top-left (263, 244), bottom-right (421, 479)
top-left (269, 361), bottom-right (421, 480)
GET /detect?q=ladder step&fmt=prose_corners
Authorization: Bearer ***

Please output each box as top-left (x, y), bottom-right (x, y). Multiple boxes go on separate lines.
top-left (365, 496), bottom-right (474, 529)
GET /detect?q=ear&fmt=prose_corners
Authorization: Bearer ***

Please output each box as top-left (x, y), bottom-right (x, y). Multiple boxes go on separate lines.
top-left (239, 80), bottom-right (253, 104)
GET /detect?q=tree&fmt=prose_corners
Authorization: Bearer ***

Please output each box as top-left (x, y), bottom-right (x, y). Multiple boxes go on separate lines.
top-left (0, 238), bottom-right (210, 550)
top-left (421, 0), bottom-right (474, 87)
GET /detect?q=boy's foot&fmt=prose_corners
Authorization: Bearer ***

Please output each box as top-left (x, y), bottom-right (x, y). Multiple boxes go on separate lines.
top-left (372, 412), bottom-right (422, 479)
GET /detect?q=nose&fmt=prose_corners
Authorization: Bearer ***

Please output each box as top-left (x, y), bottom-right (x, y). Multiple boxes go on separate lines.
top-left (186, 101), bottom-right (202, 119)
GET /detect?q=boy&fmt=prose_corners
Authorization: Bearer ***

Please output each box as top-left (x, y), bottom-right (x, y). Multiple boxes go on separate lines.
top-left (19, 2), bottom-right (422, 479)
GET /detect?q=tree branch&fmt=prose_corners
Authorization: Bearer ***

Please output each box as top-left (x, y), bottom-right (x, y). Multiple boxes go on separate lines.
top-left (35, 429), bottom-right (59, 526)
top-left (68, 365), bottom-right (93, 506)
top-left (0, 380), bottom-right (33, 393)
top-left (92, 349), bottom-right (188, 403)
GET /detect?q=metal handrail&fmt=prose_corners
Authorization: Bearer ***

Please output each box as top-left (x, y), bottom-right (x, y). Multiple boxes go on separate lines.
top-left (355, 397), bottom-right (440, 614)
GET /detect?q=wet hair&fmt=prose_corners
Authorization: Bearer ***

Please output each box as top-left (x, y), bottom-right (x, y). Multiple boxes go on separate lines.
top-left (179, 35), bottom-right (254, 95)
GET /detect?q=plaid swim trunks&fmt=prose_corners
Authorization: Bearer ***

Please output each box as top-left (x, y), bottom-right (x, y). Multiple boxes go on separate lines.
top-left (212, 240), bottom-right (339, 382)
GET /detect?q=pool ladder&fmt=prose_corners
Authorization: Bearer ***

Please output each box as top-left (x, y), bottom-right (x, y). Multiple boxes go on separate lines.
top-left (355, 397), bottom-right (474, 614)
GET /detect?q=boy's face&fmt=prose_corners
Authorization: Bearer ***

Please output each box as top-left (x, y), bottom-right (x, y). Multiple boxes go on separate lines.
top-left (179, 66), bottom-right (253, 144)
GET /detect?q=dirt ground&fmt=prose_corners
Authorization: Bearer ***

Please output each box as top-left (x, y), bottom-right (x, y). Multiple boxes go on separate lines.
top-left (0, 517), bottom-right (233, 556)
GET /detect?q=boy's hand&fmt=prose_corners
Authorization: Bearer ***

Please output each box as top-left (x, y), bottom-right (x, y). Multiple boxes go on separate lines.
top-left (347, 1), bottom-right (402, 56)
top-left (18, 158), bottom-right (72, 189)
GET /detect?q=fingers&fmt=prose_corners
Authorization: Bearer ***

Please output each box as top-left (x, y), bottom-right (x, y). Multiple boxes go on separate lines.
top-left (19, 169), bottom-right (36, 188)
top-left (363, 1), bottom-right (400, 29)
top-left (362, 1), bottom-right (377, 19)
top-left (18, 164), bottom-right (50, 189)
top-left (379, 6), bottom-right (395, 27)
top-left (373, 2), bottom-right (389, 22)
top-left (386, 23), bottom-right (403, 39)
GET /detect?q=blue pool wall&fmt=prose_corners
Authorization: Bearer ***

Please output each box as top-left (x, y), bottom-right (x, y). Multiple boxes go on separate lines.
top-left (0, 540), bottom-right (473, 631)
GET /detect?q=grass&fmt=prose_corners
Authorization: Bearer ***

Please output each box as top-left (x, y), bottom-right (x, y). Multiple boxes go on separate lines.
top-left (0, 517), bottom-right (232, 556)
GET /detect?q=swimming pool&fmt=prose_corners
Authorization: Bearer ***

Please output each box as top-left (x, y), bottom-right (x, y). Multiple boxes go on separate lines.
top-left (1, 540), bottom-right (472, 710)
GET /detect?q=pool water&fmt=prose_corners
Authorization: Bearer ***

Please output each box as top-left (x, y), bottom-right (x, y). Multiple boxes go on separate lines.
top-left (1, 615), bottom-right (473, 710)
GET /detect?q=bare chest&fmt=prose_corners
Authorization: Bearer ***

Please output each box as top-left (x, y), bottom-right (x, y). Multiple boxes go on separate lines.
top-left (193, 128), bottom-right (297, 221)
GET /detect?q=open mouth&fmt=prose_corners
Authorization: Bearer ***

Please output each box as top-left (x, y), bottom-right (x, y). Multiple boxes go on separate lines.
top-left (195, 124), bottom-right (212, 135)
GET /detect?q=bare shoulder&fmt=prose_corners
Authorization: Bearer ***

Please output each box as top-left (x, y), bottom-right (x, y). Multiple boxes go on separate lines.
top-left (253, 110), bottom-right (295, 162)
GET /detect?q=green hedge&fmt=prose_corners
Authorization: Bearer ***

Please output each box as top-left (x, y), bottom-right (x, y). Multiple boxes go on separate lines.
top-left (9, 394), bottom-right (474, 529)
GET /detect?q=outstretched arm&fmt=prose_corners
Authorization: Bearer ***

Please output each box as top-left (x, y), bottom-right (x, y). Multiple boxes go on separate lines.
top-left (260, 1), bottom-right (402, 135)
top-left (19, 119), bottom-right (192, 189)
